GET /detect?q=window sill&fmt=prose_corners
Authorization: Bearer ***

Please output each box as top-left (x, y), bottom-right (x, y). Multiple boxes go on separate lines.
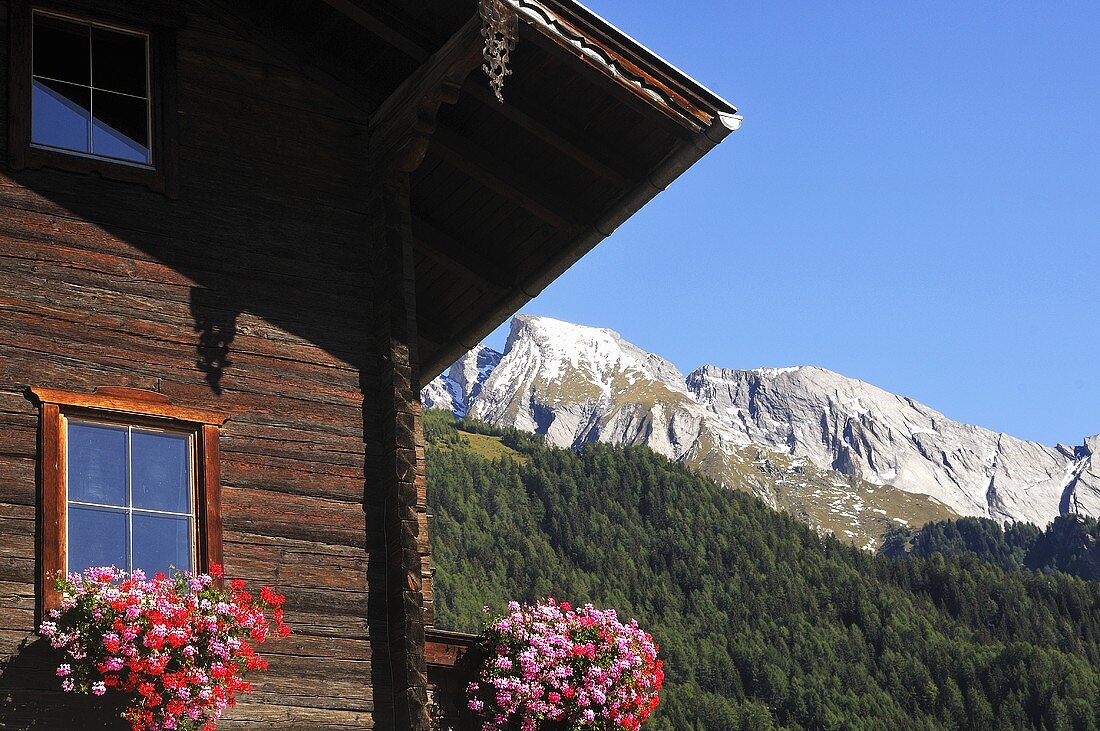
top-left (20, 145), bottom-right (170, 195)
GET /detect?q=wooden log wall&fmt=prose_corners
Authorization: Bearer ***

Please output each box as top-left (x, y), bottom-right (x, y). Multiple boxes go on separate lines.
top-left (0, 0), bottom-right (404, 727)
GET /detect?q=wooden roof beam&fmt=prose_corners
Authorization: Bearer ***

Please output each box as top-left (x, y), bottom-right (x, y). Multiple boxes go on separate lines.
top-left (463, 81), bottom-right (633, 188)
top-left (318, 0), bottom-right (430, 63)
top-left (412, 217), bottom-right (513, 295)
top-left (368, 15), bottom-right (483, 174)
top-left (430, 125), bottom-right (587, 231)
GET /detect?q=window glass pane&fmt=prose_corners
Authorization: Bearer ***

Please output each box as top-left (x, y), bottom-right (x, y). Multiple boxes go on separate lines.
top-left (91, 90), bottom-right (149, 163)
top-left (33, 15), bottom-right (89, 85)
top-left (132, 430), bottom-right (190, 513)
top-left (32, 78), bottom-right (91, 153)
top-left (91, 28), bottom-right (147, 97)
top-left (132, 514), bottom-right (192, 576)
top-left (68, 422), bottom-right (127, 505)
top-left (68, 505), bottom-right (128, 573)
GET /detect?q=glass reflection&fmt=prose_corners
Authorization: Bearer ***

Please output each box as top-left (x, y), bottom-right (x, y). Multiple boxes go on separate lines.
top-left (66, 420), bottom-right (195, 576)
top-left (91, 90), bottom-right (149, 163)
top-left (132, 430), bottom-right (190, 513)
top-left (33, 14), bottom-right (89, 85)
top-left (132, 513), bottom-right (192, 576)
top-left (31, 13), bottom-right (151, 164)
top-left (68, 505), bottom-right (128, 572)
top-left (67, 421), bottom-right (127, 505)
top-left (91, 28), bottom-right (146, 96)
top-left (32, 79), bottom-right (91, 152)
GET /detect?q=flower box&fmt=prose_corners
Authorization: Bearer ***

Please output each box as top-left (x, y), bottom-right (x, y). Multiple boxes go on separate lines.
top-left (39, 565), bottom-right (290, 731)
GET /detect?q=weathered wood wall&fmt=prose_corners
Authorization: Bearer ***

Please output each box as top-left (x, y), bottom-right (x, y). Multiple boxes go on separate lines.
top-left (0, 0), bottom-right (396, 727)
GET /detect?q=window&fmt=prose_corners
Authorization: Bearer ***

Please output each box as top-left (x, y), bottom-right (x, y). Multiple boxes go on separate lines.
top-left (66, 420), bottom-right (194, 575)
top-left (30, 387), bottom-right (227, 613)
top-left (31, 12), bottom-right (152, 165)
top-left (7, 1), bottom-right (180, 194)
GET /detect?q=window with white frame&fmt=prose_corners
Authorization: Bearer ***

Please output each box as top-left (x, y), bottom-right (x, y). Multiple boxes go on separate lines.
top-left (65, 418), bottom-right (196, 576)
top-left (29, 386), bottom-right (226, 611)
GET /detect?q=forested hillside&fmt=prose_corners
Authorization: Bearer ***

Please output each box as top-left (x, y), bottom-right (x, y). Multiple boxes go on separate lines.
top-left (881, 515), bottom-right (1100, 580)
top-left (424, 410), bottom-right (1100, 730)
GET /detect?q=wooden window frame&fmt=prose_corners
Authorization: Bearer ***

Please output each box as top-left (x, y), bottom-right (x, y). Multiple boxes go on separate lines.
top-left (7, 0), bottom-right (181, 196)
top-left (28, 386), bottom-right (228, 617)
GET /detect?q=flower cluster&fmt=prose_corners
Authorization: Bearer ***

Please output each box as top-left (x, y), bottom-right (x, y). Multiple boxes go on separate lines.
top-left (40, 565), bottom-right (290, 731)
top-left (468, 598), bottom-right (663, 730)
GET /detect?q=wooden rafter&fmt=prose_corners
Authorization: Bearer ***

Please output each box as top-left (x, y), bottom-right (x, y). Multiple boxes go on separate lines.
top-left (415, 309), bottom-right (455, 346)
top-left (430, 125), bottom-right (585, 231)
top-left (412, 216), bottom-right (513, 294)
top-left (325, 1), bottom-right (646, 187)
top-left (325, 1), bottom-right (691, 195)
top-left (462, 81), bottom-right (633, 187)
top-left (318, 0), bottom-right (430, 63)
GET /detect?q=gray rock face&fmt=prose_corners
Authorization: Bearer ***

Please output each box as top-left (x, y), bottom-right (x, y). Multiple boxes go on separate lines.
top-left (1065, 436), bottom-right (1100, 516)
top-left (684, 365), bottom-right (1095, 526)
top-left (423, 315), bottom-right (1097, 532)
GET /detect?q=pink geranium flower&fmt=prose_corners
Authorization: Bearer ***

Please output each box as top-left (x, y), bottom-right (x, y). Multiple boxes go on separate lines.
top-left (468, 597), bottom-right (664, 730)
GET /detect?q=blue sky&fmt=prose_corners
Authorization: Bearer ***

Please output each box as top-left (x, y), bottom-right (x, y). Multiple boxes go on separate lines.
top-left (483, 1), bottom-right (1100, 446)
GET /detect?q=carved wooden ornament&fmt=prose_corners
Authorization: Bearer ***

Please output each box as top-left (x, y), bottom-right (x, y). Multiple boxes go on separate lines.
top-left (480, 0), bottom-right (518, 102)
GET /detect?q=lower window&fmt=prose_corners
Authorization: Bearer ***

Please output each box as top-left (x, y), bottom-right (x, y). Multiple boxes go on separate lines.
top-left (66, 418), bottom-right (195, 576)
top-left (30, 386), bottom-right (227, 613)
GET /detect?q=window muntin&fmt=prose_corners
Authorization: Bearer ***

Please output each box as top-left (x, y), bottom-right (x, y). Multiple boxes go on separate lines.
top-left (65, 418), bottom-right (195, 576)
top-left (31, 11), bottom-right (151, 165)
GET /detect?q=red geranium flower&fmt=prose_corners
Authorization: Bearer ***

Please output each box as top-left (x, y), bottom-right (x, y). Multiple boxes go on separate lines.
top-left (40, 567), bottom-right (291, 731)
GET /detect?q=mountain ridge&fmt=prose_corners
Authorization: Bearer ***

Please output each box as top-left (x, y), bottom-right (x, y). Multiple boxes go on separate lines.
top-left (423, 314), bottom-right (1098, 542)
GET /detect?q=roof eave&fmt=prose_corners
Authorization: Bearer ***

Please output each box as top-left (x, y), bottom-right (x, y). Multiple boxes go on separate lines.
top-left (505, 0), bottom-right (738, 133)
top-left (420, 109), bottom-right (741, 381)
top-left (417, 0), bottom-right (741, 381)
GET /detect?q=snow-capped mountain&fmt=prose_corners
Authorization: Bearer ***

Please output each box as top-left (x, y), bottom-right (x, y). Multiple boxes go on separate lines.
top-left (423, 315), bottom-right (1099, 544)
top-left (422, 346), bottom-right (501, 418)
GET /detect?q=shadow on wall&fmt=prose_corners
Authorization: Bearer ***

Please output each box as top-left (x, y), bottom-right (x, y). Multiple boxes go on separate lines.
top-left (0, 636), bottom-right (128, 729)
top-left (2, 160), bottom-right (388, 718)
top-left (189, 287), bottom-right (239, 396)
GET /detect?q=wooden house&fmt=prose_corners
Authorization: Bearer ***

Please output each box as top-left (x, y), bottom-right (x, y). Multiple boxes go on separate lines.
top-left (0, 0), bottom-right (738, 728)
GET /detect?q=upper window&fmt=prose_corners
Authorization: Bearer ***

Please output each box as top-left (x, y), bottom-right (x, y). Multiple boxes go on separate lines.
top-left (31, 11), bottom-right (152, 165)
top-left (8, 3), bottom-right (180, 193)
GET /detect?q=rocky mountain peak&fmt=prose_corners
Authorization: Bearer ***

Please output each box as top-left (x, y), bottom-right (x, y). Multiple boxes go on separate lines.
top-left (469, 316), bottom-right (700, 455)
top-left (683, 363), bottom-right (1084, 524)
top-left (501, 315), bottom-right (688, 396)
top-left (424, 315), bottom-right (1098, 544)
top-left (421, 344), bottom-right (501, 418)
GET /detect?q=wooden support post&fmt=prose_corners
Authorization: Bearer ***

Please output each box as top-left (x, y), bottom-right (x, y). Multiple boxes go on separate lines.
top-left (371, 172), bottom-right (433, 731)
top-left (366, 17), bottom-right (486, 728)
